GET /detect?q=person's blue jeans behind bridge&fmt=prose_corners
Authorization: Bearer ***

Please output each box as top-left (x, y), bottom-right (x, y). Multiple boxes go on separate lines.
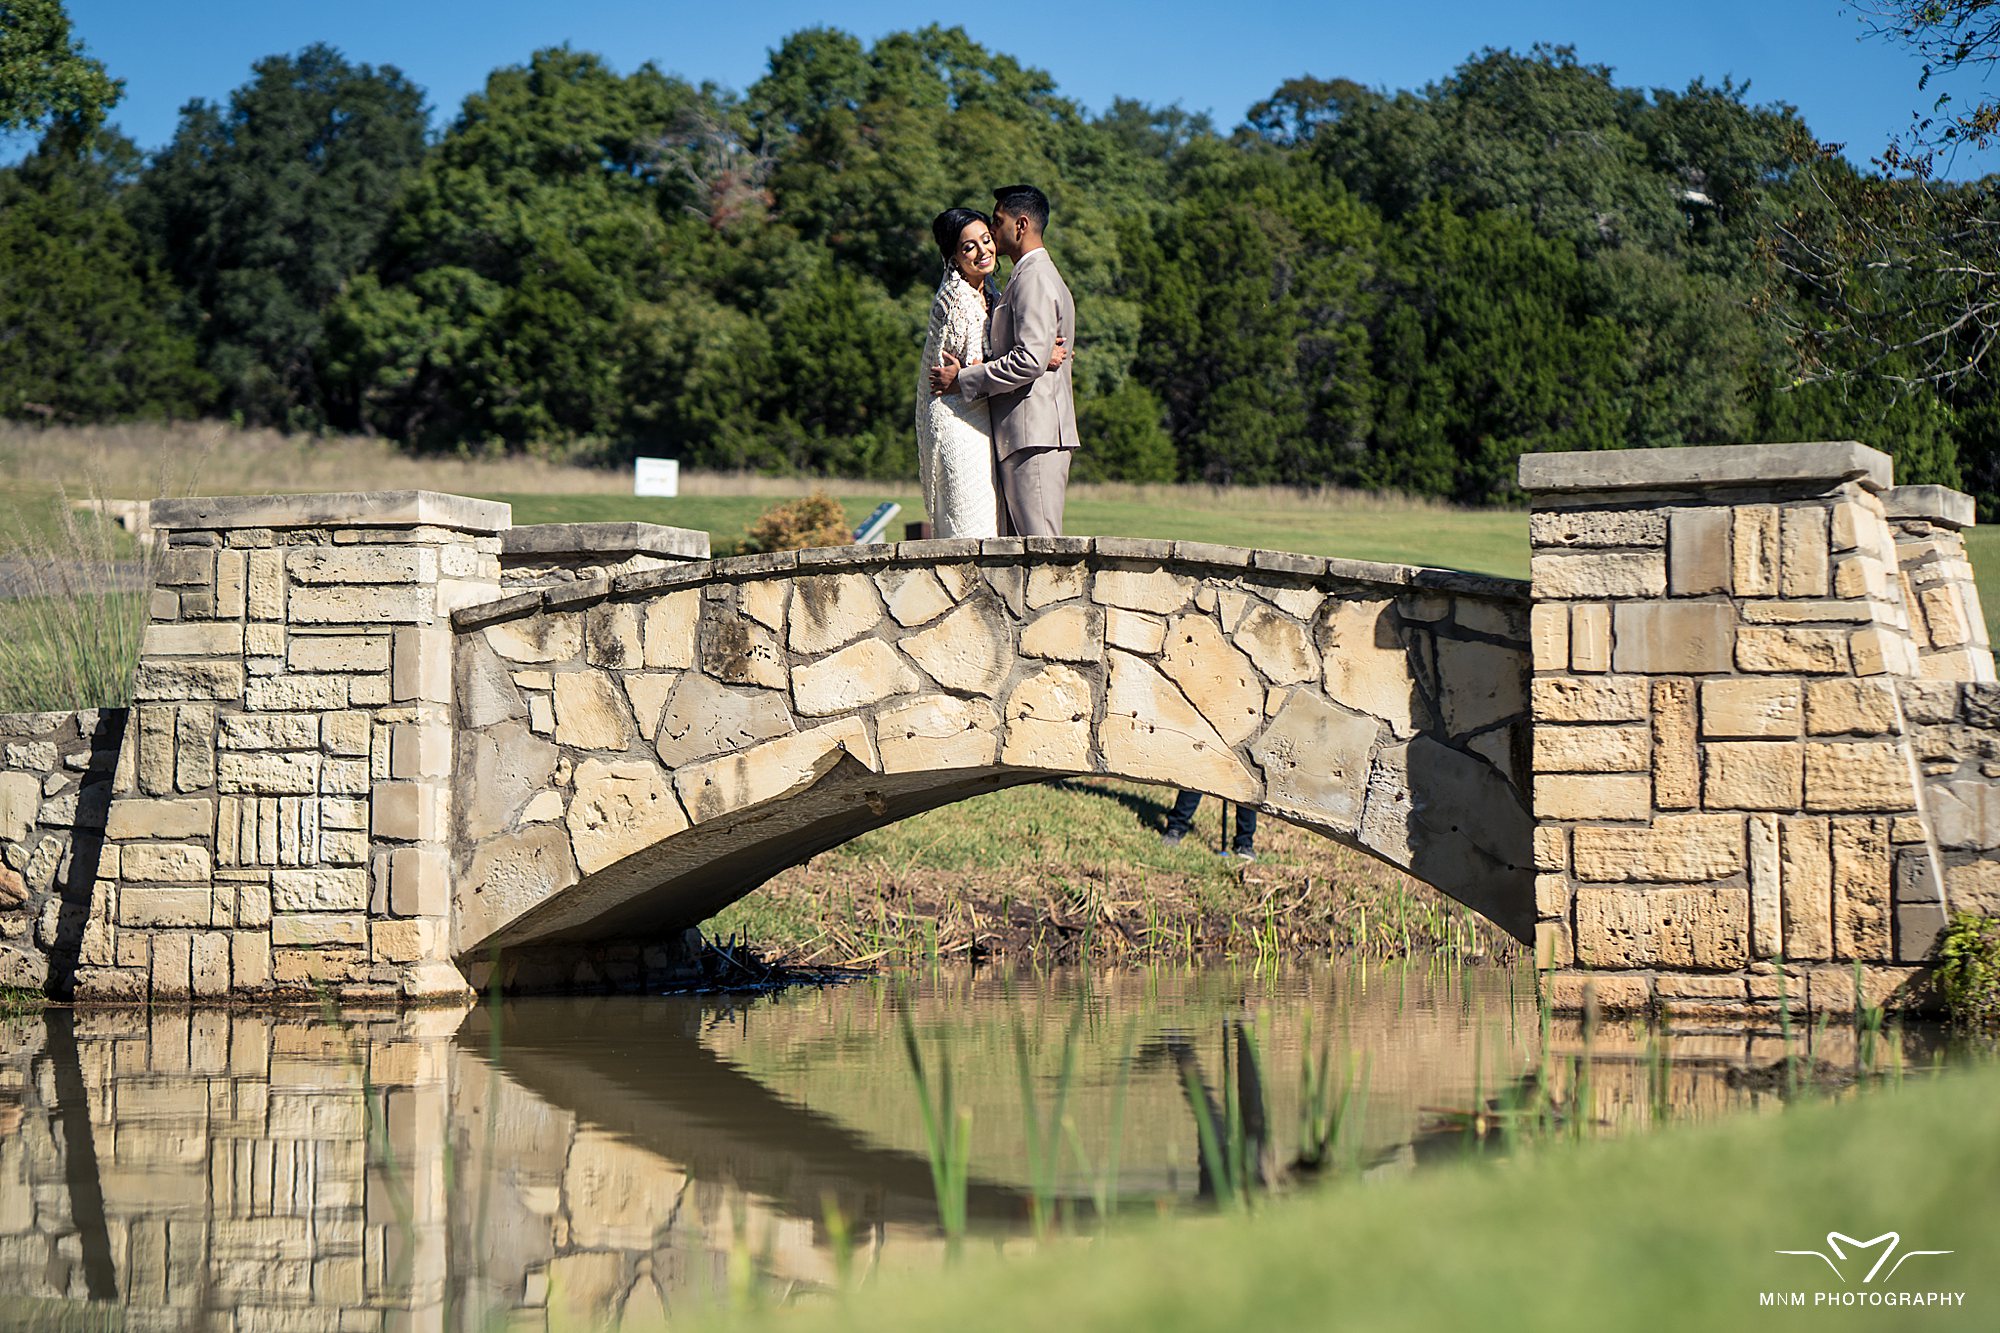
top-left (1160, 790), bottom-right (1256, 859)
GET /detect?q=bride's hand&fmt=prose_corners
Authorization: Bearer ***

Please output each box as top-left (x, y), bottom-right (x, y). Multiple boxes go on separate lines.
top-left (1048, 336), bottom-right (1070, 371)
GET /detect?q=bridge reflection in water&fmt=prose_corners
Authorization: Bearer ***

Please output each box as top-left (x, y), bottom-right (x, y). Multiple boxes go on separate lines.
top-left (0, 967), bottom-right (1944, 1330)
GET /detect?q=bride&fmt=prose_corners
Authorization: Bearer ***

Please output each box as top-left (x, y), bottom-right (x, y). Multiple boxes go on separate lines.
top-left (915, 207), bottom-right (1064, 537)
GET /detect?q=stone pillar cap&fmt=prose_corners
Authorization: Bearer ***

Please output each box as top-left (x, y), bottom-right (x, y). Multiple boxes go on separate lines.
top-left (150, 490), bottom-right (512, 534)
top-left (1882, 484), bottom-right (1977, 529)
top-left (1518, 441), bottom-right (1892, 495)
top-left (501, 522), bottom-right (710, 560)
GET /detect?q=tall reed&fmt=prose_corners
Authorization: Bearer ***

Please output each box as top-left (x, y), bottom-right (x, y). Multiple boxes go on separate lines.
top-left (0, 485), bottom-right (155, 712)
top-left (899, 1013), bottom-right (972, 1246)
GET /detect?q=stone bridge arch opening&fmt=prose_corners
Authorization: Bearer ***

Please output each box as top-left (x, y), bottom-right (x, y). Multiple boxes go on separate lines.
top-left (450, 537), bottom-right (1535, 976)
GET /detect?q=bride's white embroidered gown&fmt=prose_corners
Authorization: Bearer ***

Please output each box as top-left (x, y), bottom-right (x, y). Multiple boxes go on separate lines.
top-left (915, 269), bottom-right (1001, 538)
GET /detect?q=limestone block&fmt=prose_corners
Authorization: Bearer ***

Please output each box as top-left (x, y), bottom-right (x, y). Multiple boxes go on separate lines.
top-left (151, 931), bottom-right (192, 997)
top-left (1831, 817), bottom-right (1892, 959)
top-left (740, 578), bottom-right (788, 632)
top-left (1641, 679), bottom-right (1694, 810)
top-left (999, 665), bottom-right (1095, 769)
top-left (387, 845), bottom-right (449, 917)
top-left (215, 549), bottom-right (246, 618)
top-left (1946, 859), bottom-right (2000, 915)
top-left (1926, 777), bottom-right (2000, 849)
top-left (1747, 812), bottom-right (1781, 957)
top-left (793, 638), bottom-right (922, 715)
top-left (1534, 826), bottom-right (1568, 872)
top-left (1438, 637), bottom-right (1525, 736)
top-left (567, 759), bottom-right (687, 874)
top-left (103, 796), bottom-right (210, 842)
top-left (935, 562), bottom-right (980, 600)
top-left (392, 626), bottom-right (454, 704)
top-left (1105, 609), bottom-right (1166, 655)
top-left (289, 584), bottom-right (433, 625)
top-left (1533, 773), bottom-right (1650, 821)
top-left (789, 574), bottom-right (883, 655)
top-left (1024, 562), bottom-right (1087, 610)
top-left (142, 622), bottom-right (245, 657)
top-left (1569, 604), bottom-right (1609, 673)
top-left (702, 605), bottom-right (787, 689)
top-left (1532, 723), bottom-right (1648, 773)
top-left (1529, 510), bottom-right (1665, 548)
top-left (877, 695), bottom-right (1002, 772)
top-left (1249, 691), bottom-right (1378, 833)
top-left (459, 637), bottom-right (528, 732)
top-left (1700, 679), bottom-right (1803, 738)
top-left (552, 673), bottom-right (637, 751)
top-left (985, 564), bottom-right (1028, 617)
top-left (1020, 604), bottom-right (1104, 663)
top-left (271, 869), bottom-right (369, 912)
top-left (1918, 585), bottom-right (1971, 647)
top-left (674, 718), bottom-right (878, 823)
top-left (321, 756), bottom-right (370, 793)
top-left (1668, 508), bottom-right (1731, 596)
top-left (1264, 585), bottom-right (1325, 621)
top-left (1780, 506), bottom-right (1831, 597)
top-left (1532, 676), bottom-right (1649, 723)
top-left (1091, 567), bottom-right (1193, 614)
top-left (1235, 604), bottom-right (1315, 686)
top-left (134, 660), bottom-right (245, 702)
top-left (157, 545), bottom-right (214, 586)
top-left (1157, 614), bottom-right (1264, 746)
top-left (1778, 815), bottom-right (1833, 960)
top-left (0, 772), bottom-right (42, 843)
top-left (119, 886), bottom-right (212, 927)
top-left (1571, 814), bottom-right (1745, 883)
top-left (287, 634), bottom-right (390, 674)
top-left (217, 751), bottom-right (320, 795)
top-left (521, 791), bottom-right (563, 823)
top-left (288, 547), bottom-right (436, 584)
top-left (1530, 603), bottom-right (1568, 672)
top-left (1832, 552), bottom-right (1889, 600)
top-left (1850, 625), bottom-right (1918, 677)
top-left (900, 598), bottom-right (1012, 695)
top-left (1101, 650), bottom-right (1260, 801)
top-left (1736, 626), bottom-right (1848, 674)
top-left (620, 674), bottom-right (678, 742)
top-left (1535, 872), bottom-right (1570, 917)
top-left (641, 590), bottom-right (700, 668)
top-left (388, 722), bottom-right (452, 781)
top-left (460, 721), bottom-right (558, 840)
top-left (487, 615), bottom-right (583, 665)
top-left (1534, 920), bottom-right (1574, 968)
top-left (232, 931), bottom-right (270, 989)
top-left (1804, 679), bottom-right (1899, 735)
top-left (584, 602), bottom-right (642, 669)
top-left (270, 914), bottom-right (367, 948)
top-left (1530, 551), bottom-right (1666, 599)
top-left (371, 917), bottom-right (436, 965)
top-left (1804, 741), bottom-right (1913, 812)
top-left (371, 783), bottom-right (442, 842)
top-left (1319, 599), bottom-right (1424, 738)
top-left (1731, 505), bottom-right (1780, 596)
top-left (1610, 602), bottom-right (1733, 674)
top-left (244, 675), bottom-right (347, 711)
top-left (1703, 741), bottom-right (1803, 810)
top-left (879, 567), bottom-right (956, 625)
top-left (217, 713), bottom-right (320, 750)
top-left (1739, 599), bottom-right (1873, 624)
top-left (1573, 886), bottom-right (1748, 968)
top-left (457, 824), bottom-right (578, 950)
top-left (654, 674), bottom-right (796, 769)
top-left (124, 841), bottom-right (213, 884)
top-left (247, 548), bottom-right (285, 620)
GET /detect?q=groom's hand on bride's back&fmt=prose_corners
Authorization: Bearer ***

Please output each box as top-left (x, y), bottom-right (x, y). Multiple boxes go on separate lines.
top-left (929, 352), bottom-right (962, 396)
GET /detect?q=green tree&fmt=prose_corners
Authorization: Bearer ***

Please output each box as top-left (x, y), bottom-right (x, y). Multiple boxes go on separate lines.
top-left (0, 0), bottom-right (119, 137)
top-left (134, 43), bottom-right (427, 426)
top-left (0, 136), bottom-right (207, 419)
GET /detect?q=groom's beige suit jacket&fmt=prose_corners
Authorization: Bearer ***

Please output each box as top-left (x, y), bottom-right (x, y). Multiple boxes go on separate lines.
top-left (956, 248), bottom-right (1078, 459)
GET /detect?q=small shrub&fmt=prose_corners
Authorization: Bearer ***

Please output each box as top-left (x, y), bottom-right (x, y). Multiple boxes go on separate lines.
top-left (1937, 912), bottom-right (2000, 1029)
top-left (737, 490), bottom-right (849, 554)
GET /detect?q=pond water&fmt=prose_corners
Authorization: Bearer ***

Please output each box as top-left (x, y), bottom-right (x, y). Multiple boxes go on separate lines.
top-left (0, 963), bottom-right (1952, 1330)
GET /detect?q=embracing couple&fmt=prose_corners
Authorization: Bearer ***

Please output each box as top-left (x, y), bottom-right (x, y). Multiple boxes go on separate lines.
top-left (916, 183), bottom-right (1078, 539)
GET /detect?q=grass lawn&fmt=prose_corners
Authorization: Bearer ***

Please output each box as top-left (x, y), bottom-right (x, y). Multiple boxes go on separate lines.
top-left (695, 1059), bottom-right (2000, 1333)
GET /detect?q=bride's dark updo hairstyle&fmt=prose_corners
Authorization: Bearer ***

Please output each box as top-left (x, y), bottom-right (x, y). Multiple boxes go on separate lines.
top-left (932, 207), bottom-right (1001, 302)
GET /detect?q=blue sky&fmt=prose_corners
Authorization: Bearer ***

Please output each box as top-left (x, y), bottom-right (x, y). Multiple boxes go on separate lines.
top-left (49, 1), bottom-right (2000, 176)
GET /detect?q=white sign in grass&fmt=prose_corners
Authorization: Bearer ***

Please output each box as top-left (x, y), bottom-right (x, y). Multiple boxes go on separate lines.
top-left (633, 457), bottom-right (679, 497)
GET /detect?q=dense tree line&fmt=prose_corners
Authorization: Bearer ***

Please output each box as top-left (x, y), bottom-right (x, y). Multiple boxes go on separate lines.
top-left (2, 22), bottom-right (1996, 509)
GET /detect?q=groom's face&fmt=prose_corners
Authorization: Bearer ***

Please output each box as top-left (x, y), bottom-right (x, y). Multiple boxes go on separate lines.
top-left (991, 206), bottom-right (1026, 259)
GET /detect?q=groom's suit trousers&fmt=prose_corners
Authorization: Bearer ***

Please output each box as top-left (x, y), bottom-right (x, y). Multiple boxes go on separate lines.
top-left (998, 447), bottom-right (1071, 537)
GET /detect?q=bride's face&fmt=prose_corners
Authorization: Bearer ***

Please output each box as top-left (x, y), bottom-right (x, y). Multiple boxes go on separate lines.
top-left (953, 221), bottom-right (997, 282)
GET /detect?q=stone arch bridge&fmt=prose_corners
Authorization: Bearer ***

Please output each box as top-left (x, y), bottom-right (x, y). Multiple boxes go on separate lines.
top-left (1, 441), bottom-right (1994, 1014)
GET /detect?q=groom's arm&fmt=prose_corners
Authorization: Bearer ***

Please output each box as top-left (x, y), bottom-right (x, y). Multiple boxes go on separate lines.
top-left (957, 266), bottom-right (1059, 400)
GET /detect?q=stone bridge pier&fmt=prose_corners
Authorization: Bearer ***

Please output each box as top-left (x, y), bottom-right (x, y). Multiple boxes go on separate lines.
top-left (0, 441), bottom-right (1991, 1014)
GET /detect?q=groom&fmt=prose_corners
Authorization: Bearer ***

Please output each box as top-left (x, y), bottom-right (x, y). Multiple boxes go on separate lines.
top-left (930, 183), bottom-right (1078, 536)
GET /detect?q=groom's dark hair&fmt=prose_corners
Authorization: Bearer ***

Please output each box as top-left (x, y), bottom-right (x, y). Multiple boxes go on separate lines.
top-left (993, 184), bottom-right (1049, 232)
